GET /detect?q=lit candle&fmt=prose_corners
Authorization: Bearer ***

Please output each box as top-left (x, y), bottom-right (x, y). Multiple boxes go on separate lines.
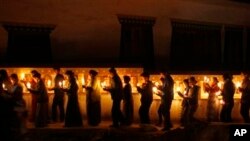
top-left (47, 80), bottom-right (52, 87)
top-left (152, 86), bottom-right (158, 93)
top-left (219, 99), bottom-right (225, 105)
top-left (101, 82), bottom-right (106, 88)
top-left (236, 82), bottom-right (241, 88)
top-left (21, 73), bottom-right (25, 80)
top-left (59, 81), bottom-right (62, 88)
top-left (2, 83), bottom-right (6, 90)
top-left (136, 83), bottom-right (140, 87)
top-left (218, 82), bottom-right (222, 89)
top-left (155, 82), bottom-right (159, 87)
top-left (204, 76), bottom-right (209, 83)
top-left (215, 91), bottom-right (221, 96)
top-left (26, 82), bottom-right (31, 89)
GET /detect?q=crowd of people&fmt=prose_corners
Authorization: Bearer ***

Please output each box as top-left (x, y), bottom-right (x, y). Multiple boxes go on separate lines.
top-left (1, 67), bottom-right (250, 140)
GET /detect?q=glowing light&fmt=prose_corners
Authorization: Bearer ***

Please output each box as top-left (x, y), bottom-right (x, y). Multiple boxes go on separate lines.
top-left (155, 82), bottom-right (159, 87)
top-left (59, 81), bottom-right (62, 88)
top-left (21, 73), bottom-right (25, 80)
top-left (204, 76), bottom-right (209, 83)
top-left (2, 83), bottom-right (6, 90)
top-left (26, 82), bottom-right (31, 89)
top-left (220, 99), bottom-right (225, 105)
top-left (81, 77), bottom-right (85, 85)
top-left (215, 91), bottom-right (221, 96)
top-left (47, 80), bottom-right (52, 87)
top-left (101, 82), bottom-right (107, 88)
top-left (176, 86), bottom-right (181, 92)
top-left (218, 82), bottom-right (222, 89)
top-left (136, 83), bottom-right (140, 87)
top-left (63, 80), bottom-right (66, 88)
top-left (236, 82), bottom-right (241, 88)
top-left (152, 86), bottom-right (158, 93)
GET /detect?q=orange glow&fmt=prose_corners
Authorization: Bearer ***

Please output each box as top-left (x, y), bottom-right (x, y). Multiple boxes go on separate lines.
top-left (47, 80), bottom-right (52, 88)
top-left (236, 82), bottom-right (241, 88)
top-left (26, 82), bottom-right (31, 89)
top-left (21, 73), bottom-right (25, 80)
top-left (219, 99), bottom-right (225, 105)
top-left (81, 77), bottom-right (85, 85)
top-left (204, 76), bottom-right (209, 83)
top-left (2, 83), bottom-right (6, 90)
top-left (155, 82), bottom-right (159, 87)
top-left (152, 86), bottom-right (158, 93)
top-left (59, 81), bottom-right (62, 88)
top-left (101, 81), bottom-right (107, 88)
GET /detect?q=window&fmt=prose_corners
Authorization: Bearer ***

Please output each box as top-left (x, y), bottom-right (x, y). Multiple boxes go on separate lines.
top-left (2, 22), bottom-right (55, 66)
top-left (170, 20), bottom-right (222, 70)
top-left (118, 15), bottom-right (156, 70)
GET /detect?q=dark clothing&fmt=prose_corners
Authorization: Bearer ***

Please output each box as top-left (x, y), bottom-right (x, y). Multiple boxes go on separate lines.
top-left (29, 80), bottom-right (49, 128)
top-left (122, 83), bottom-right (134, 125)
top-left (105, 74), bottom-right (124, 126)
top-left (64, 79), bottom-right (83, 127)
top-left (180, 87), bottom-right (190, 126)
top-left (160, 77), bottom-right (174, 129)
top-left (52, 74), bottom-right (65, 122)
top-left (220, 79), bottom-right (235, 122)
top-left (29, 80), bottom-right (37, 122)
top-left (85, 77), bottom-right (101, 126)
top-left (137, 81), bottom-right (153, 124)
top-left (239, 77), bottom-right (250, 123)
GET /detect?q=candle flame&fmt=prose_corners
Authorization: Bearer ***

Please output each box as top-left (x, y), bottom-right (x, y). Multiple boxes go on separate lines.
top-left (155, 82), bottom-right (159, 87)
top-left (59, 81), bottom-right (62, 87)
top-left (176, 86), bottom-right (181, 92)
top-left (236, 82), bottom-right (241, 88)
top-left (81, 77), bottom-right (85, 85)
top-left (2, 83), bottom-right (6, 90)
top-left (204, 76), bottom-right (209, 83)
top-left (21, 73), bottom-right (25, 80)
top-left (26, 82), bottom-right (31, 89)
top-left (220, 99), bottom-right (225, 105)
top-left (152, 87), bottom-right (158, 93)
top-left (101, 82), bottom-right (106, 88)
top-left (47, 80), bottom-right (52, 87)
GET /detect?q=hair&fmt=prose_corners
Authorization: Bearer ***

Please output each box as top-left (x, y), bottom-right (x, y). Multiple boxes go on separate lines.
top-left (89, 70), bottom-right (98, 76)
top-left (31, 70), bottom-right (39, 76)
top-left (123, 75), bottom-right (131, 82)
top-left (33, 72), bottom-right (41, 79)
top-left (53, 67), bottom-right (61, 72)
top-left (10, 73), bottom-right (19, 82)
top-left (223, 73), bottom-right (232, 80)
top-left (0, 69), bottom-right (8, 81)
top-left (109, 67), bottom-right (117, 74)
top-left (141, 72), bottom-right (150, 78)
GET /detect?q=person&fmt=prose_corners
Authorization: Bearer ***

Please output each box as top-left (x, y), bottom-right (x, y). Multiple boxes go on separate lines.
top-left (238, 72), bottom-right (250, 123)
top-left (220, 73), bottom-right (235, 122)
top-left (8, 74), bottom-right (27, 140)
top-left (103, 67), bottom-right (124, 128)
top-left (155, 77), bottom-right (164, 126)
top-left (186, 76), bottom-right (200, 124)
top-left (136, 72), bottom-right (153, 124)
top-left (62, 70), bottom-right (83, 127)
top-left (49, 67), bottom-right (65, 122)
top-left (0, 69), bottom-right (16, 141)
top-left (203, 77), bottom-right (220, 122)
top-left (177, 79), bottom-right (190, 127)
top-left (83, 70), bottom-right (101, 126)
top-left (122, 75), bottom-right (134, 126)
top-left (27, 72), bottom-right (49, 128)
top-left (28, 70), bottom-right (39, 122)
top-left (157, 72), bottom-right (174, 131)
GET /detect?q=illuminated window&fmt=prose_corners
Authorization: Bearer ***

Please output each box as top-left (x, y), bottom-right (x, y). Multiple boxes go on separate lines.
top-left (2, 22), bottom-right (55, 65)
top-left (118, 15), bottom-right (156, 70)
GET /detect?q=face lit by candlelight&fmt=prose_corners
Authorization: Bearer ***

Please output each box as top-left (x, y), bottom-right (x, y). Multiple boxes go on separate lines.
top-left (2, 83), bottom-right (6, 90)
top-left (26, 82), bottom-right (31, 89)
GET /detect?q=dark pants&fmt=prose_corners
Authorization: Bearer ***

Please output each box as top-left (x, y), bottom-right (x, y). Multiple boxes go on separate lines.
top-left (240, 102), bottom-right (250, 123)
top-left (112, 99), bottom-right (123, 126)
top-left (139, 102), bottom-right (152, 124)
top-left (35, 103), bottom-right (48, 127)
top-left (220, 103), bottom-right (234, 122)
top-left (163, 100), bottom-right (173, 128)
top-left (157, 104), bottom-right (163, 124)
top-left (52, 97), bottom-right (65, 122)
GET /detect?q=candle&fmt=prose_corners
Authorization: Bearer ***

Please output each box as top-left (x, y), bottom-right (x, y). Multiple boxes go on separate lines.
top-left (26, 82), bottom-right (31, 89)
top-left (152, 86), bottom-right (158, 93)
top-left (21, 73), bottom-right (25, 80)
top-left (59, 81), bottom-right (62, 88)
top-left (2, 83), bottom-right (6, 90)
top-left (219, 99), bottom-right (225, 105)
top-left (236, 82), bottom-right (241, 88)
top-left (101, 82), bottom-right (106, 88)
top-left (204, 76), bottom-right (209, 83)
top-left (47, 80), bottom-right (52, 87)
top-left (155, 82), bottom-right (159, 87)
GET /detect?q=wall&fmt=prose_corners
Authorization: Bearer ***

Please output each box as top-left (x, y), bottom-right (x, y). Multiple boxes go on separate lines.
top-left (1, 0), bottom-right (250, 67)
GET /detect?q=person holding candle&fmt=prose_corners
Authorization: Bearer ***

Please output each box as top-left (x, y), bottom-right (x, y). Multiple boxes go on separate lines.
top-left (238, 72), bottom-right (250, 123)
top-left (122, 75), bottom-right (134, 126)
top-left (83, 70), bottom-right (101, 126)
top-left (103, 67), bottom-right (124, 128)
top-left (220, 73), bottom-right (235, 122)
top-left (155, 77), bottom-right (164, 126)
top-left (27, 72), bottom-right (49, 128)
top-left (136, 72), bottom-right (153, 124)
top-left (62, 70), bottom-right (83, 127)
top-left (157, 72), bottom-right (174, 131)
top-left (203, 77), bottom-right (220, 122)
top-left (49, 67), bottom-right (65, 123)
top-left (177, 79), bottom-right (190, 127)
